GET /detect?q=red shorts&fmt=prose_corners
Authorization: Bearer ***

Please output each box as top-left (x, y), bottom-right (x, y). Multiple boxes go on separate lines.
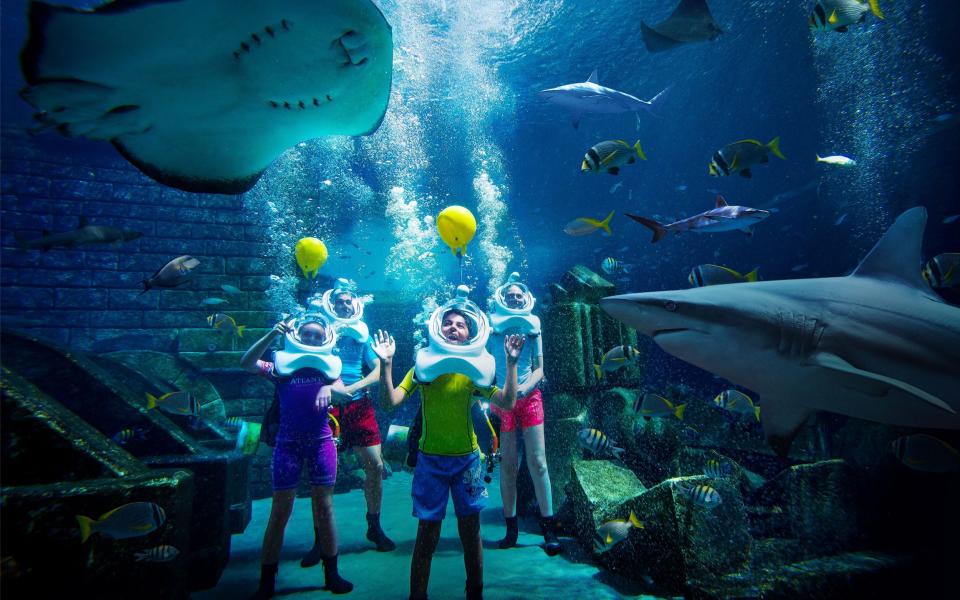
top-left (329, 395), bottom-right (382, 448)
top-left (492, 388), bottom-right (544, 432)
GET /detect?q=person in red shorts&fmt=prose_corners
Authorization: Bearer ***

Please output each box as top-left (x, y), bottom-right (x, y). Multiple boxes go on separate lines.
top-left (301, 279), bottom-right (395, 564)
top-left (486, 273), bottom-right (560, 556)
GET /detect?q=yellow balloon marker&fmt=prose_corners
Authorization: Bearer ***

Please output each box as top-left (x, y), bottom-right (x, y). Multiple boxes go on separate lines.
top-left (436, 205), bottom-right (477, 258)
top-left (294, 237), bottom-right (328, 279)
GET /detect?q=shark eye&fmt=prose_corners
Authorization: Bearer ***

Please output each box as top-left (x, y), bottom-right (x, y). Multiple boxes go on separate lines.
top-left (664, 301), bottom-right (678, 312)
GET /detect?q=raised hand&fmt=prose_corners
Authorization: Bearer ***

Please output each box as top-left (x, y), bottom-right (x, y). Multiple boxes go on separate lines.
top-left (372, 329), bottom-right (396, 363)
top-left (504, 333), bottom-right (526, 364)
top-left (272, 319), bottom-right (293, 336)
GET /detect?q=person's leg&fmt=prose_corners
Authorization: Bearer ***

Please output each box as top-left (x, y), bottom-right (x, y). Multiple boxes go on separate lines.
top-left (312, 485), bottom-right (353, 594)
top-left (355, 444), bottom-right (396, 551)
top-left (497, 426), bottom-right (519, 549)
top-left (522, 424), bottom-right (553, 517)
top-left (457, 513), bottom-right (483, 599)
top-left (250, 489), bottom-right (296, 599)
top-left (520, 391), bottom-right (560, 556)
top-left (410, 519), bottom-right (441, 600)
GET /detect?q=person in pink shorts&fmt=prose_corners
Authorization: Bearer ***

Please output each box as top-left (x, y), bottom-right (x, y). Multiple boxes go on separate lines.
top-left (486, 273), bottom-right (560, 556)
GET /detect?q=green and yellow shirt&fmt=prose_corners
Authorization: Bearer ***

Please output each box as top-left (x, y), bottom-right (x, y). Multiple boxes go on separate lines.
top-left (398, 368), bottom-right (498, 456)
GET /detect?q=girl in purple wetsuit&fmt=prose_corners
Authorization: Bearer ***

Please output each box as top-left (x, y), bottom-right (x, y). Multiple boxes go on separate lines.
top-left (241, 318), bottom-right (353, 598)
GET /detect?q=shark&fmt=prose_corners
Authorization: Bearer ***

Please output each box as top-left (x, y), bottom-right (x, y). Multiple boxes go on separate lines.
top-left (628, 195), bottom-right (770, 242)
top-left (601, 207), bottom-right (960, 456)
top-left (19, 0), bottom-right (393, 194)
top-left (16, 217), bottom-right (142, 251)
top-left (539, 70), bottom-right (671, 130)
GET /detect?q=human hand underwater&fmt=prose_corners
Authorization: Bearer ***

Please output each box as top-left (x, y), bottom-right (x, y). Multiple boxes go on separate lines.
top-left (504, 334), bottom-right (526, 365)
top-left (372, 329), bottom-right (396, 364)
top-left (315, 385), bottom-right (333, 412)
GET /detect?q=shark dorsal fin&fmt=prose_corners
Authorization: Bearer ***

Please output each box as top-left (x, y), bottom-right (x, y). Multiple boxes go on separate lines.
top-left (715, 195), bottom-right (727, 208)
top-left (851, 206), bottom-right (930, 290)
top-left (586, 69), bottom-right (599, 84)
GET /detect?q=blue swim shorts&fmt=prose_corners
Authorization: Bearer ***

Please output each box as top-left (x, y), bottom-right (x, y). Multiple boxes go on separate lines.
top-left (272, 437), bottom-right (337, 491)
top-left (412, 450), bottom-right (488, 521)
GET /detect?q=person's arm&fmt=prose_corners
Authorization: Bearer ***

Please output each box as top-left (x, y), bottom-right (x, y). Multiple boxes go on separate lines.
top-left (372, 329), bottom-right (407, 408)
top-left (493, 334), bottom-right (526, 411)
top-left (520, 336), bottom-right (545, 395)
top-left (318, 378), bottom-right (351, 410)
top-left (240, 319), bottom-right (291, 373)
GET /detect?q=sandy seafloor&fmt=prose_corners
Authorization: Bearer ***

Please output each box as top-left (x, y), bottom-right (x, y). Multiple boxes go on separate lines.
top-left (196, 470), bottom-right (661, 599)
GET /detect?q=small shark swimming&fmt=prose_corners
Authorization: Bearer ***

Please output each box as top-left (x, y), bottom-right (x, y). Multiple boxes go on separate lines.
top-left (628, 195), bottom-right (770, 242)
top-left (539, 70), bottom-right (670, 130)
top-left (19, 0), bottom-right (393, 194)
top-left (601, 207), bottom-right (960, 456)
top-left (16, 218), bottom-right (142, 251)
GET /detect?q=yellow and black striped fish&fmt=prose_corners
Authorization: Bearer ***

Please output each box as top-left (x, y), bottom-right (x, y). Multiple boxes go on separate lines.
top-left (675, 481), bottom-right (722, 508)
top-left (578, 428), bottom-right (625, 459)
top-left (704, 459), bottom-right (733, 479)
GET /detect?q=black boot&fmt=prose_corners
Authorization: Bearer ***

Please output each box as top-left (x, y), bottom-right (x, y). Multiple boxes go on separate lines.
top-left (466, 582), bottom-right (483, 600)
top-left (366, 512), bottom-right (396, 552)
top-left (540, 516), bottom-right (561, 556)
top-left (322, 554), bottom-right (354, 594)
top-left (498, 516), bottom-right (518, 549)
top-left (248, 563), bottom-right (277, 600)
top-left (301, 528), bottom-right (323, 567)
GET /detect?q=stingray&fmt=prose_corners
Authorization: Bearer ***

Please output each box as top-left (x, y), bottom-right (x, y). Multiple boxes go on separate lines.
top-left (19, 0), bottom-right (393, 194)
top-left (641, 0), bottom-right (723, 53)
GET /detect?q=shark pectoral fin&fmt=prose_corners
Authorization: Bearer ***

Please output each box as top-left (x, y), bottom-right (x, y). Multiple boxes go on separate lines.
top-left (810, 352), bottom-right (956, 414)
top-left (760, 396), bottom-right (813, 458)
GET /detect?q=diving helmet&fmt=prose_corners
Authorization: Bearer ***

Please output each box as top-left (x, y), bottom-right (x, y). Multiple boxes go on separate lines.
top-left (309, 278), bottom-right (370, 343)
top-left (489, 272), bottom-right (541, 335)
top-left (414, 285), bottom-right (496, 387)
top-left (273, 312), bottom-right (342, 378)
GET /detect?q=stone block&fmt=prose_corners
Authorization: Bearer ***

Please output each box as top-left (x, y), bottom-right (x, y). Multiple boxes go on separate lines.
top-left (48, 179), bottom-right (113, 199)
top-left (54, 287), bottom-right (108, 308)
top-left (160, 188), bottom-right (200, 207)
top-left (89, 311), bottom-right (143, 328)
top-left (560, 264), bottom-right (616, 303)
top-left (616, 476), bottom-right (751, 591)
top-left (226, 256), bottom-right (272, 275)
top-left (757, 459), bottom-right (865, 554)
top-left (109, 288), bottom-right (159, 309)
top-left (2, 174), bottom-right (51, 195)
top-left (565, 459), bottom-right (647, 541)
top-left (84, 252), bottom-right (119, 269)
top-left (1, 287), bottom-right (55, 308)
top-left (82, 201), bottom-right (132, 217)
top-left (20, 268), bottom-right (93, 287)
top-left (140, 237), bottom-right (206, 255)
top-left (92, 269), bottom-right (143, 288)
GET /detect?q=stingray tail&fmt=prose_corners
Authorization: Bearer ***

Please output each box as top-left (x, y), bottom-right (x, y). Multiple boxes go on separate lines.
top-left (627, 214), bottom-right (668, 244)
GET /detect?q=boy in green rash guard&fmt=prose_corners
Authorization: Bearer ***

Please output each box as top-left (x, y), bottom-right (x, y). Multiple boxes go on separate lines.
top-left (373, 313), bottom-right (525, 600)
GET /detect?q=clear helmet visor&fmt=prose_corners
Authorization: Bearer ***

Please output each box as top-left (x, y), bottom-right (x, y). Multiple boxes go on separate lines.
top-left (286, 313), bottom-right (336, 351)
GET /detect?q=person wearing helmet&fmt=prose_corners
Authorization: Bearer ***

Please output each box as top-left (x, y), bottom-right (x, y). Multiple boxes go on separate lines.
top-left (373, 286), bottom-right (525, 600)
top-left (485, 273), bottom-right (559, 556)
top-left (241, 316), bottom-right (354, 598)
top-left (302, 280), bottom-right (395, 560)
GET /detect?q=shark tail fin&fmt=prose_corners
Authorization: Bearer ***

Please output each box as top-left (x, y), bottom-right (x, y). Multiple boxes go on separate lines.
top-left (646, 85), bottom-right (673, 107)
top-left (627, 214), bottom-right (668, 243)
top-left (745, 268), bottom-right (760, 282)
top-left (599, 210), bottom-right (614, 236)
top-left (869, 0), bottom-right (885, 19)
top-left (634, 140), bottom-right (647, 161)
top-left (675, 403), bottom-right (687, 420)
top-left (768, 136), bottom-right (786, 160)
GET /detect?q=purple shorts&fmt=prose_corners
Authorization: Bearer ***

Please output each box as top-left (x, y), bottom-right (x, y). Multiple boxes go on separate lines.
top-left (272, 437), bottom-right (337, 491)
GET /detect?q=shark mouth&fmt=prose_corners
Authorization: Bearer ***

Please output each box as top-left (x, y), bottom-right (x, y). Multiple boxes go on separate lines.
top-left (19, 0), bottom-right (393, 194)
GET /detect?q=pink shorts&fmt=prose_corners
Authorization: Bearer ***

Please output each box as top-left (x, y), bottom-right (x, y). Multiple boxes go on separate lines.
top-left (492, 388), bottom-right (544, 432)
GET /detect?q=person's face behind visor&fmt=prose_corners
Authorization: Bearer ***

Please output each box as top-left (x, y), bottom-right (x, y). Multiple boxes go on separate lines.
top-left (298, 322), bottom-right (327, 346)
top-left (504, 285), bottom-right (526, 309)
top-left (441, 310), bottom-right (470, 344)
top-left (333, 292), bottom-right (356, 318)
